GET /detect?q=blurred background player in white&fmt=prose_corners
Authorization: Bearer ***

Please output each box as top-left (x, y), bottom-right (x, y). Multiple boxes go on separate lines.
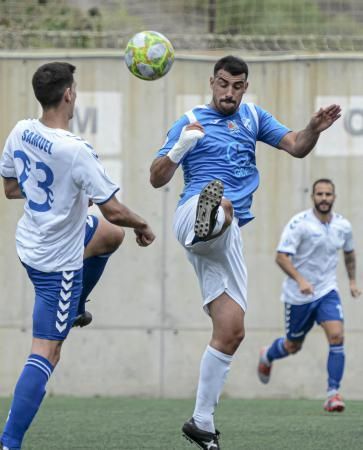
top-left (258, 179), bottom-right (361, 412)
top-left (149, 55), bottom-right (341, 449)
top-left (0, 61), bottom-right (155, 450)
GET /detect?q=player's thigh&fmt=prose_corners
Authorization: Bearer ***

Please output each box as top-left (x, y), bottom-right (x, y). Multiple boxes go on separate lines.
top-left (285, 301), bottom-right (317, 341)
top-left (209, 293), bottom-right (245, 339)
top-left (84, 215), bottom-right (124, 259)
top-left (318, 291), bottom-right (345, 343)
top-left (23, 263), bottom-right (82, 341)
top-left (316, 290), bottom-right (344, 324)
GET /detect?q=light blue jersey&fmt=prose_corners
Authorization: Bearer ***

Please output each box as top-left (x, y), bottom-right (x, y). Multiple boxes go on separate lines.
top-left (157, 103), bottom-right (290, 226)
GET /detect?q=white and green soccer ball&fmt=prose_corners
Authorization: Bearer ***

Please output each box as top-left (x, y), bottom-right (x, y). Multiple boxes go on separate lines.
top-left (124, 31), bottom-right (175, 81)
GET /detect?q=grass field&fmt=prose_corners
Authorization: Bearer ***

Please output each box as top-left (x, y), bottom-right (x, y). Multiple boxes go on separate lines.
top-left (0, 397), bottom-right (362, 449)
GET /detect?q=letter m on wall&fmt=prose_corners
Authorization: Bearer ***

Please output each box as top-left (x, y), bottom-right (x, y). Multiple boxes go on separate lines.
top-left (72, 107), bottom-right (98, 134)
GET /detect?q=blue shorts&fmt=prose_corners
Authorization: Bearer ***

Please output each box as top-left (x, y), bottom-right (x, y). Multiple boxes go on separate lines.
top-left (24, 264), bottom-right (83, 340)
top-left (84, 215), bottom-right (99, 247)
top-left (25, 214), bottom-right (99, 340)
top-left (285, 290), bottom-right (344, 341)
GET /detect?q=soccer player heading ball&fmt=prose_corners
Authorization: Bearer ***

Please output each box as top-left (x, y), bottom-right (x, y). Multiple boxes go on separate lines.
top-left (150, 55), bottom-right (341, 449)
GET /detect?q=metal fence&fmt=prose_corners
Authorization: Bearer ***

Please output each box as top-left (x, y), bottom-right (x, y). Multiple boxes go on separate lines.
top-left (2, 1), bottom-right (363, 52)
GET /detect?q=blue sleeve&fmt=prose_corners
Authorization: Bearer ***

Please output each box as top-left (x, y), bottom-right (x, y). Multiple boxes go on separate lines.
top-left (156, 115), bottom-right (190, 158)
top-left (256, 106), bottom-right (290, 147)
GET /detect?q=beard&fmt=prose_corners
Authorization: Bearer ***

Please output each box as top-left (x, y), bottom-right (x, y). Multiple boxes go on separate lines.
top-left (314, 201), bottom-right (333, 214)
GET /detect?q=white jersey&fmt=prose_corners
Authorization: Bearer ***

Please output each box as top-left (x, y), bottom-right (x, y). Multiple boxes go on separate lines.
top-left (277, 208), bottom-right (354, 305)
top-left (0, 119), bottom-right (119, 272)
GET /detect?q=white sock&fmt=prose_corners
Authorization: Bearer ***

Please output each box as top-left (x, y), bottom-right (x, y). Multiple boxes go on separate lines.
top-left (193, 345), bottom-right (233, 433)
top-left (327, 389), bottom-right (338, 398)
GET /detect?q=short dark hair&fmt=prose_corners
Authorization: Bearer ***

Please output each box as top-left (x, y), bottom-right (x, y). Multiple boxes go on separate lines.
top-left (32, 62), bottom-right (76, 109)
top-left (213, 55), bottom-right (249, 78)
top-left (312, 178), bottom-right (335, 194)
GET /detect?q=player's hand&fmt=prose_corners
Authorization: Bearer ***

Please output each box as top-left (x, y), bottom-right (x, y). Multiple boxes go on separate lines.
top-left (298, 279), bottom-right (314, 295)
top-left (349, 280), bottom-right (361, 298)
top-left (309, 104), bottom-right (341, 133)
top-left (134, 224), bottom-right (155, 247)
top-left (185, 122), bottom-right (204, 134)
top-left (167, 122), bottom-right (204, 164)
top-left (181, 122), bottom-right (205, 145)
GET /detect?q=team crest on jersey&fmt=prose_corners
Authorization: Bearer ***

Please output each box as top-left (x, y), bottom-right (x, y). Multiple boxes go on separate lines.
top-left (227, 120), bottom-right (239, 133)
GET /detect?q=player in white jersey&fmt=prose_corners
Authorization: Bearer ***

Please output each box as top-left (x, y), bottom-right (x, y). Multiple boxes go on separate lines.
top-left (149, 55), bottom-right (341, 449)
top-left (258, 179), bottom-right (361, 412)
top-left (0, 62), bottom-right (155, 450)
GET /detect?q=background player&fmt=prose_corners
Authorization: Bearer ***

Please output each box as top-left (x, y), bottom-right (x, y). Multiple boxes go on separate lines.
top-left (0, 61), bottom-right (155, 450)
top-left (258, 179), bottom-right (361, 412)
top-left (149, 55), bottom-right (341, 449)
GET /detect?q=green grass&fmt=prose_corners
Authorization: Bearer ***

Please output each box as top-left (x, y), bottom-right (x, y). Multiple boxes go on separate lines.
top-left (1, 397), bottom-right (362, 449)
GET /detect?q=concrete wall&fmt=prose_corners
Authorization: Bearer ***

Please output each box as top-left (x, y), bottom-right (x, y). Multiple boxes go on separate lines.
top-left (0, 51), bottom-right (362, 399)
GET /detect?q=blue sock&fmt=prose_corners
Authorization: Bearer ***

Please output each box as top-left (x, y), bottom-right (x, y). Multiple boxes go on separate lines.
top-left (266, 337), bottom-right (289, 362)
top-left (327, 344), bottom-right (345, 392)
top-left (1, 354), bottom-right (54, 449)
top-left (78, 254), bottom-right (110, 315)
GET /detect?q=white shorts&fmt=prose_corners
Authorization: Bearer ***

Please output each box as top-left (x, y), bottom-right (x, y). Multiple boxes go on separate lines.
top-left (173, 195), bottom-right (248, 314)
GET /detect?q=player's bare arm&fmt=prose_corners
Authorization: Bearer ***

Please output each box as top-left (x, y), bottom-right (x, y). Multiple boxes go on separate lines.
top-left (278, 104), bottom-right (341, 158)
top-left (98, 195), bottom-right (155, 247)
top-left (343, 250), bottom-right (361, 298)
top-left (150, 156), bottom-right (178, 188)
top-left (276, 252), bottom-right (314, 295)
top-left (150, 122), bottom-right (205, 188)
top-left (3, 178), bottom-right (23, 199)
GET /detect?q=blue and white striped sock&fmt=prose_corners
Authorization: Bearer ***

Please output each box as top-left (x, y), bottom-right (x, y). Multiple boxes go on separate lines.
top-left (266, 337), bottom-right (289, 363)
top-left (1, 354), bottom-right (54, 449)
top-left (327, 344), bottom-right (345, 395)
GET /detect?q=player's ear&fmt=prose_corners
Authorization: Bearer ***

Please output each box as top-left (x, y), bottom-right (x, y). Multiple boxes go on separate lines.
top-left (64, 87), bottom-right (72, 103)
top-left (210, 76), bottom-right (214, 88)
top-left (244, 81), bottom-right (249, 91)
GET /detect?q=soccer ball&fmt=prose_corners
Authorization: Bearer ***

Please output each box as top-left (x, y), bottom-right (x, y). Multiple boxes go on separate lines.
top-left (124, 31), bottom-right (175, 81)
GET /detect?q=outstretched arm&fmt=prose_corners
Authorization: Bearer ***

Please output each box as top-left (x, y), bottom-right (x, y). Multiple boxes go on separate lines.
top-left (278, 104), bottom-right (341, 158)
top-left (3, 178), bottom-right (23, 199)
top-left (276, 252), bottom-right (314, 295)
top-left (343, 250), bottom-right (361, 298)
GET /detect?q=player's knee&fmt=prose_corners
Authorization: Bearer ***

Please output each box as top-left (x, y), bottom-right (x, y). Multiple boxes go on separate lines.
top-left (221, 199), bottom-right (234, 225)
top-left (33, 341), bottom-right (63, 367)
top-left (105, 226), bottom-right (125, 253)
top-left (285, 340), bottom-right (302, 354)
top-left (214, 326), bottom-right (244, 354)
top-left (329, 333), bottom-right (344, 345)
top-left (229, 327), bottom-right (245, 352)
top-left (114, 227), bottom-right (125, 248)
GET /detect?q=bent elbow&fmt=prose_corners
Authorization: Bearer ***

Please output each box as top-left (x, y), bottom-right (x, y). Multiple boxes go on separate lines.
top-left (275, 253), bottom-right (284, 266)
top-left (149, 173), bottom-right (165, 189)
top-left (289, 148), bottom-right (310, 159)
top-left (295, 152), bottom-right (307, 159)
top-left (4, 189), bottom-right (16, 199)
